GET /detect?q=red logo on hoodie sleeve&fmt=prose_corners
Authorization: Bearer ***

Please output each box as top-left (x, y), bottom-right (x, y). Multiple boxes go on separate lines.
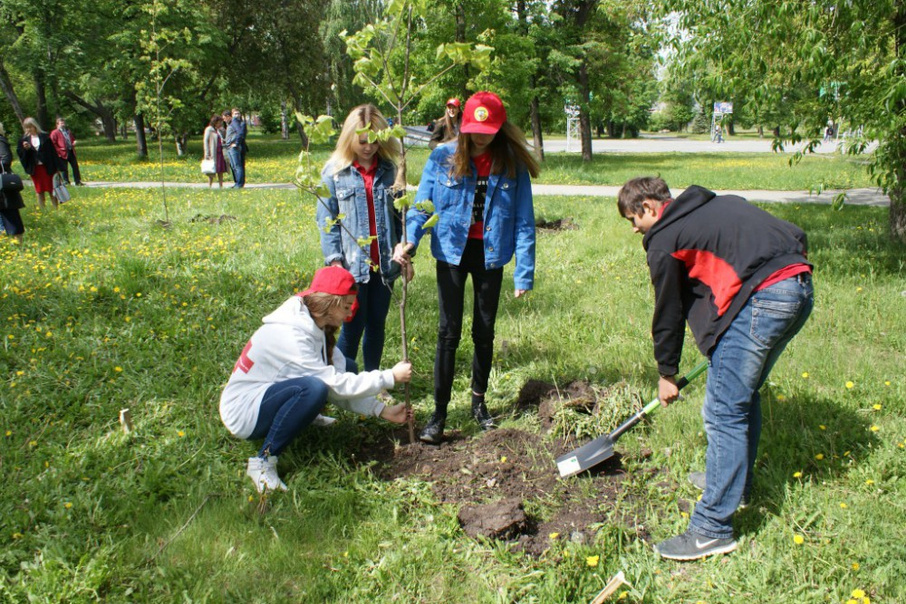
top-left (233, 340), bottom-right (255, 373)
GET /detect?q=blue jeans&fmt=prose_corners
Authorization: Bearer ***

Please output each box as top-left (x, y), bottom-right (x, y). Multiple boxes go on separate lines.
top-left (228, 147), bottom-right (245, 187)
top-left (338, 274), bottom-right (394, 371)
top-left (690, 273), bottom-right (814, 539)
top-left (248, 358), bottom-right (358, 457)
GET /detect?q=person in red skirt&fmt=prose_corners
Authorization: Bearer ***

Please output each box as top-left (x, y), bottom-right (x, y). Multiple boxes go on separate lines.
top-left (17, 117), bottom-right (60, 209)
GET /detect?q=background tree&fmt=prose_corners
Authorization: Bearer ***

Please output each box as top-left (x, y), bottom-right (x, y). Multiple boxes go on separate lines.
top-left (662, 0), bottom-right (906, 240)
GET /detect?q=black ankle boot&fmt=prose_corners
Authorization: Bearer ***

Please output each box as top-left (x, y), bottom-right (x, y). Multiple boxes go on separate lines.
top-left (419, 411), bottom-right (446, 444)
top-left (471, 398), bottom-right (496, 431)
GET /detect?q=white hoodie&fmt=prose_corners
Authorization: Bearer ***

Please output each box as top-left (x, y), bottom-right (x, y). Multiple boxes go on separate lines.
top-left (219, 295), bottom-right (394, 439)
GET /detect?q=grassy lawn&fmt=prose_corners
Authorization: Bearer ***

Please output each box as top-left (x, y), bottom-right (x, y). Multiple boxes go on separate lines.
top-left (60, 131), bottom-right (875, 191)
top-left (1, 184), bottom-right (903, 602)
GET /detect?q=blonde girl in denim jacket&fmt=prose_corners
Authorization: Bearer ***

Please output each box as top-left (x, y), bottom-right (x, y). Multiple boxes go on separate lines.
top-left (317, 105), bottom-right (408, 372)
top-left (393, 91), bottom-right (540, 444)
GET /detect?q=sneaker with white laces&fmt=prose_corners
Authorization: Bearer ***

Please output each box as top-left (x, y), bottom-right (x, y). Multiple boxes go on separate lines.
top-left (655, 529), bottom-right (738, 561)
top-left (246, 456), bottom-right (288, 493)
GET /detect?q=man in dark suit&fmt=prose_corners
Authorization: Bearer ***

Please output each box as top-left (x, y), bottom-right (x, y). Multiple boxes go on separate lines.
top-left (225, 107), bottom-right (248, 188)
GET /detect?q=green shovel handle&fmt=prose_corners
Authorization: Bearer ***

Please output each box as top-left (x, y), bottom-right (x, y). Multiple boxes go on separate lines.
top-left (639, 360), bottom-right (709, 415)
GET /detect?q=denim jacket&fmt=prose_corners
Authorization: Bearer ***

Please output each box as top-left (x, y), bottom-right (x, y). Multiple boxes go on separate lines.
top-left (317, 159), bottom-right (402, 284)
top-left (406, 143), bottom-right (535, 290)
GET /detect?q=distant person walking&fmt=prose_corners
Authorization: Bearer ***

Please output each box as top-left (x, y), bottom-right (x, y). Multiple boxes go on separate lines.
top-left (225, 107), bottom-right (248, 188)
top-left (428, 97), bottom-right (462, 149)
top-left (203, 114), bottom-right (228, 188)
top-left (0, 122), bottom-right (26, 243)
top-left (50, 117), bottom-right (83, 186)
top-left (17, 117), bottom-right (59, 209)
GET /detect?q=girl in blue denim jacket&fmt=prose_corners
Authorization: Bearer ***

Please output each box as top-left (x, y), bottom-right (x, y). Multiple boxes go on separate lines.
top-left (394, 91), bottom-right (540, 444)
top-left (317, 105), bottom-right (407, 372)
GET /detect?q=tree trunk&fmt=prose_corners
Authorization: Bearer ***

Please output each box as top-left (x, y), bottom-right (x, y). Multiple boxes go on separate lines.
top-left (175, 132), bottom-right (188, 156)
top-left (727, 121), bottom-right (736, 136)
top-left (0, 59), bottom-right (26, 123)
top-left (34, 73), bottom-right (49, 130)
top-left (890, 190), bottom-right (906, 241)
top-left (530, 93), bottom-right (544, 160)
top-left (64, 91), bottom-right (117, 141)
top-left (578, 63), bottom-right (593, 161)
top-left (134, 114), bottom-right (148, 157)
top-left (280, 100), bottom-right (289, 140)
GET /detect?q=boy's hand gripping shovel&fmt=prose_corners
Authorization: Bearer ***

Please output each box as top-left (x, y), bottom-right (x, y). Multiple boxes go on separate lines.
top-left (556, 361), bottom-right (708, 478)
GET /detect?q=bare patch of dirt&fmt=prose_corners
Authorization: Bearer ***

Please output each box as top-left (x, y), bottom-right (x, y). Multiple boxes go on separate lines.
top-left (515, 379), bottom-right (603, 427)
top-left (536, 217), bottom-right (579, 231)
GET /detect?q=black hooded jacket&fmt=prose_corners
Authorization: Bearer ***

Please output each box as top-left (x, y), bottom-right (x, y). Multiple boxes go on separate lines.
top-left (642, 185), bottom-right (811, 376)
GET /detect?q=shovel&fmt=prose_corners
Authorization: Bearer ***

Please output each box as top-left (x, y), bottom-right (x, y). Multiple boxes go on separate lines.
top-left (556, 361), bottom-right (709, 478)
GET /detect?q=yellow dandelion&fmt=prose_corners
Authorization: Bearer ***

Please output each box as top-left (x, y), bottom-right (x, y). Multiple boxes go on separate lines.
top-left (793, 535), bottom-right (804, 544)
top-left (248, 495), bottom-right (254, 502)
top-left (840, 503), bottom-right (848, 509)
top-left (802, 372), bottom-right (809, 379)
top-left (815, 454), bottom-right (824, 460)
top-left (852, 562), bottom-right (860, 571)
top-left (114, 366), bottom-right (123, 372)
top-left (4, 430), bottom-right (10, 437)
top-left (501, 456), bottom-right (507, 463)
top-left (793, 471), bottom-right (803, 478)
top-left (884, 380), bottom-right (890, 386)
top-left (586, 555), bottom-right (599, 567)
top-left (177, 431), bottom-right (185, 438)
top-left (819, 425), bottom-right (826, 430)
top-left (846, 381), bottom-right (855, 389)
top-left (870, 425), bottom-right (880, 432)
top-left (873, 404), bottom-right (882, 410)
top-left (852, 590), bottom-right (866, 599)
top-left (549, 532), bottom-right (560, 540)
top-left (777, 394), bottom-right (787, 401)
top-left (12, 533), bottom-right (22, 540)
top-left (64, 502), bottom-right (72, 509)
top-left (865, 479), bottom-right (874, 486)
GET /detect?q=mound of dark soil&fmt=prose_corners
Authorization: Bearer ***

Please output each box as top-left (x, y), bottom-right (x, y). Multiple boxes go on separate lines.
top-left (357, 421), bottom-right (656, 555)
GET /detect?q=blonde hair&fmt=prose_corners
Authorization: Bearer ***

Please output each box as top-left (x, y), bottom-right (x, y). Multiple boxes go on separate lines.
top-left (327, 104), bottom-right (401, 174)
top-left (0, 122), bottom-right (6, 137)
top-left (303, 291), bottom-right (357, 360)
top-left (451, 121), bottom-right (540, 180)
top-left (22, 117), bottom-right (43, 134)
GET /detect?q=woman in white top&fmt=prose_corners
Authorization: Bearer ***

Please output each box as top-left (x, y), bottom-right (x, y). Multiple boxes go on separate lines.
top-left (202, 114), bottom-right (228, 188)
top-left (220, 266), bottom-right (413, 493)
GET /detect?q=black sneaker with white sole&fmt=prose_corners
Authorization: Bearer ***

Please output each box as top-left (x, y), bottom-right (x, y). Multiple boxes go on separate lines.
top-left (655, 529), bottom-right (738, 561)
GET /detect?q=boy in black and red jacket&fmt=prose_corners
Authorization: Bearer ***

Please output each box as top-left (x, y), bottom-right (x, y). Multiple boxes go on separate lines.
top-left (618, 177), bottom-right (814, 560)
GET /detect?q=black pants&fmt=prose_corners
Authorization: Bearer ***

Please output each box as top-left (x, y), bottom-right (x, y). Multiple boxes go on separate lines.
top-left (434, 238), bottom-right (503, 407)
top-left (57, 151), bottom-right (82, 185)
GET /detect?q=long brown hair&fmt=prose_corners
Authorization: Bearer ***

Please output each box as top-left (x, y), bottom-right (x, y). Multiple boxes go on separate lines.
top-left (302, 291), bottom-right (356, 361)
top-left (451, 121), bottom-right (540, 180)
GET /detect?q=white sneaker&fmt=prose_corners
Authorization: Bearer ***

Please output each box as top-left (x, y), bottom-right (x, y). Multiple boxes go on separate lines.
top-left (311, 414), bottom-right (337, 427)
top-left (246, 456), bottom-right (288, 493)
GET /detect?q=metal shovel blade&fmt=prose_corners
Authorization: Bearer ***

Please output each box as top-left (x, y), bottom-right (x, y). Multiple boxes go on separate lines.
top-left (555, 361), bottom-right (709, 478)
top-left (556, 434), bottom-right (615, 478)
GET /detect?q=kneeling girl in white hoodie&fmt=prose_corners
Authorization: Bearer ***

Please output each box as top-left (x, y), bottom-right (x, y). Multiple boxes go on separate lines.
top-left (220, 266), bottom-right (412, 492)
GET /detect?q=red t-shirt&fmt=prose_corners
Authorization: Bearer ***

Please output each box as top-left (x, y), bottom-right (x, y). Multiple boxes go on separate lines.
top-left (353, 161), bottom-right (380, 267)
top-left (468, 152), bottom-right (493, 240)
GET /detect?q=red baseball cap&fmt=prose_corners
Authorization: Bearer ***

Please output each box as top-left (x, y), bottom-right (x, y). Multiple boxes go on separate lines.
top-left (298, 266), bottom-right (357, 298)
top-left (446, 97), bottom-right (461, 108)
top-left (460, 91), bottom-right (506, 135)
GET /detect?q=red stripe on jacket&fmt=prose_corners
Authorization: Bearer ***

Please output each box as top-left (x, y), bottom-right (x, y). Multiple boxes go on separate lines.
top-left (671, 249), bottom-right (741, 316)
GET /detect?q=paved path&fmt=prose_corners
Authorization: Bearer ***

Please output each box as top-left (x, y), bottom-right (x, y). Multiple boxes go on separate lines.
top-left (540, 134), bottom-right (878, 155)
top-left (84, 180), bottom-right (888, 206)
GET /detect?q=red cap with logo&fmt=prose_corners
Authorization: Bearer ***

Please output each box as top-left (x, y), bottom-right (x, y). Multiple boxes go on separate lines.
top-left (446, 97), bottom-right (461, 108)
top-left (298, 266), bottom-right (357, 298)
top-left (460, 91), bottom-right (506, 135)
